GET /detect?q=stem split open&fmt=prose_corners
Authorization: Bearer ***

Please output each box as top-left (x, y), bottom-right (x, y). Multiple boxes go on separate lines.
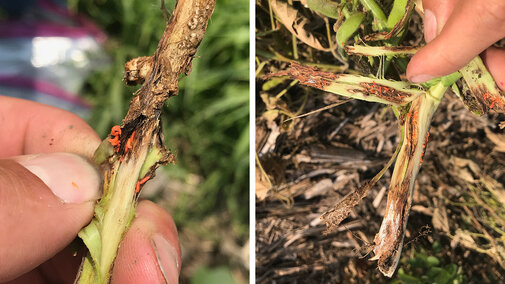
top-left (76, 1), bottom-right (216, 282)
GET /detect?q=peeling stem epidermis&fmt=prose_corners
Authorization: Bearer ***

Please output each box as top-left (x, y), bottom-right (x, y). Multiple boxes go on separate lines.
top-left (99, 146), bottom-right (148, 279)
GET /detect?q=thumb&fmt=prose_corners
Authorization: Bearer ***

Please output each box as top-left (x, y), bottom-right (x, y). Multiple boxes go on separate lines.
top-left (408, 0), bottom-right (505, 82)
top-left (0, 153), bottom-right (100, 282)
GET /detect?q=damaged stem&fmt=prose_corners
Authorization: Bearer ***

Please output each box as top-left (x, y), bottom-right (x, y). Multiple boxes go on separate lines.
top-left (76, 1), bottom-right (216, 283)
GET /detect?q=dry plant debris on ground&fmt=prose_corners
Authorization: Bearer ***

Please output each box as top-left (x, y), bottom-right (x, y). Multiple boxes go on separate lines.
top-left (257, 92), bottom-right (505, 283)
top-left (256, 0), bottom-right (505, 282)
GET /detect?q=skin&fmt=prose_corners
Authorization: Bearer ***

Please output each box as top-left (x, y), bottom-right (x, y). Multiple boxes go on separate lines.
top-left (407, 0), bottom-right (505, 91)
top-left (0, 96), bottom-right (180, 283)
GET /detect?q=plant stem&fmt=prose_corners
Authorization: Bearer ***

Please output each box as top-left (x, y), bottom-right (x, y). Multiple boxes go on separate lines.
top-left (359, 0), bottom-right (386, 30)
top-left (75, 0), bottom-right (216, 282)
top-left (372, 81), bottom-right (447, 277)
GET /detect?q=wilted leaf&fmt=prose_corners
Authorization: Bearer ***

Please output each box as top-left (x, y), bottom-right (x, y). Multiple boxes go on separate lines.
top-left (270, 0), bottom-right (330, 51)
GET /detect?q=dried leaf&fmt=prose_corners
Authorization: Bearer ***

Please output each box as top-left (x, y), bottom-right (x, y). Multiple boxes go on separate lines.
top-left (270, 0), bottom-right (330, 51)
top-left (282, 179), bottom-right (312, 198)
top-left (303, 178), bottom-right (333, 199)
top-left (451, 229), bottom-right (476, 248)
top-left (485, 127), bottom-right (505, 152)
top-left (320, 180), bottom-right (372, 232)
top-left (432, 206), bottom-right (449, 233)
top-left (258, 121), bottom-right (280, 155)
top-left (450, 156), bottom-right (482, 176)
top-left (256, 166), bottom-right (270, 201)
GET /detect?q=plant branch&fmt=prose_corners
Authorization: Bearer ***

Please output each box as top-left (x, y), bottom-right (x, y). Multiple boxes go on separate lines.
top-left (76, 1), bottom-right (216, 283)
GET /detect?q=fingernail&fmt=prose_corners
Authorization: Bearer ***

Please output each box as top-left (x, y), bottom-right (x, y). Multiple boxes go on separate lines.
top-left (16, 153), bottom-right (100, 203)
top-left (410, 74), bottom-right (434, 83)
top-left (151, 233), bottom-right (180, 284)
top-left (424, 9), bottom-right (437, 43)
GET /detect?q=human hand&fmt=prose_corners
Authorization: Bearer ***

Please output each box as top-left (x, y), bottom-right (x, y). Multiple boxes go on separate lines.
top-left (406, 0), bottom-right (505, 91)
top-left (0, 96), bottom-right (181, 283)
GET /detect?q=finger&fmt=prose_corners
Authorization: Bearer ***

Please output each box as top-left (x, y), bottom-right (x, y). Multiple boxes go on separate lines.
top-left (421, 0), bottom-right (459, 42)
top-left (6, 246), bottom-right (84, 284)
top-left (2, 271), bottom-right (44, 284)
top-left (0, 96), bottom-right (101, 159)
top-left (0, 154), bottom-right (100, 282)
top-left (112, 200), bottom-right (181, 284)
top-left (408, 0), bottom-right (505, 82)
top-left (482, 47), bottom-right (505, 91)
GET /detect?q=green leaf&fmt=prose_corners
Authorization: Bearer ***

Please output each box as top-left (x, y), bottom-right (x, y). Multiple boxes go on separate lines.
top-left (337, 12), bottom-right (365, 47)
top-left (190, 266), bottom-right (236, 284)
top-left (359, 0), bottom-right (386, 30)
top-left (398, 271), bottom-right (422, 284)
top-left (139, 145), bottom-right (165, 178)
top-left (426, 255), bottom-right (440, 267)
top-left (386, 0), bottom-right (408, 29)
top-left (422, 71), bottom-right (461, 89)
top-left (262, 77), bottom-right (287, 91)
top-left (306, 0), bottom-right (341, 19)
top-left (78, 221), bottom-right (102, 280)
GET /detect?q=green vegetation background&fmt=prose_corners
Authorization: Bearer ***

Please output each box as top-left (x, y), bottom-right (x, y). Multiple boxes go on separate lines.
top-left (70, 0), bottom-right (249, 282)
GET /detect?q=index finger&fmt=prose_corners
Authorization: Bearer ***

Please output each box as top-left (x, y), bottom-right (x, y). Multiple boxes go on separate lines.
top-left (0, 96), bottom-right (101, 159)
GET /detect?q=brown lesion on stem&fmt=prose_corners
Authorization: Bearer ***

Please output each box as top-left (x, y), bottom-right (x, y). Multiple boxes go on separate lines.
top-left (470, 84), bottom-right (505, 113)
top-left (76, 1), bottom-right (216, 282)
top-left (358, 81), bottom-right (414, 104)
top-left (457, 80), bottom-right (486, 115)
top-left (116, 0), bottom-right (216, 164)
top-left (457, 79), bottom-right (505, 115)
top-left (458, 56), bottom-right (505, 115)
top-left (265, 62), bottom-right (340, 89)
top-left (371, 98), bottom-right (425, 277)
top-left (344, 45), bottom-right (420, 57)
top-left (320, 110), bottom-right (409, 235)
top-left (124, 56), bottom-right (154, 86)
top-left (322, 95), bottom-right (429, 277)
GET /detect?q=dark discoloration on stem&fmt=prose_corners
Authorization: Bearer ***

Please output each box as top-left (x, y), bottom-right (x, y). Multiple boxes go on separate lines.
top-left (267, 62), bottom-right (419, 106)
top-left (124, 0), bottom-right (215, 126)
top-left (266, 62), bottom-right (340, 89)
top-left (112, 0), bottom-right (216, 167)
top-left (371, 92), bottom-right (440, 277)
top-left (124, 56), bottom-right (154, 86)
top-left (76, 1), bottom-right (216, 283)
top-left (457, 80), bottom-right (486, 115)
top-left (470, 84), bottom-right (505, 112)
top-left (459, 56), bottom-right (505, 114)
top-left (358, 81), bottom-right (414, 104)
top-left (345, 45), bottom-right (419, 57)
top-left (372, 108), bottom-right (419, 273)
top-left (321, 122), bottom-right (406, 235)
